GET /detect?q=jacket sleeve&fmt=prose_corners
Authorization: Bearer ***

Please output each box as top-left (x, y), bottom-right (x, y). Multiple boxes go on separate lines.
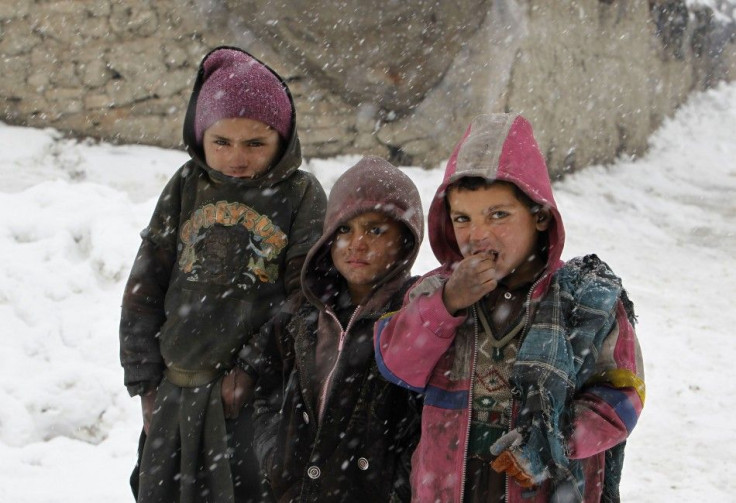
top-left (283, 255), bottom-right (305, 297)
top-left (568, 301), bottom-right (645, 459)
top-left (119, 237), bottom-right (173, 396)
top-left (278, 172), bottom-right (325, 295)
top-left (285, 172), bottom-right (326, 277)
top-left (374, 275), bottom-right (466, 391)
top-left (247, 312), bottom-right (293, 472)
top-left (119, 170), bottom-right (183, 396)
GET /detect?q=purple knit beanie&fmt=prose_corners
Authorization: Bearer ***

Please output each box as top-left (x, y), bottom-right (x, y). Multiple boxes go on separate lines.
top-left (194, 48), bottom-right (293, 144)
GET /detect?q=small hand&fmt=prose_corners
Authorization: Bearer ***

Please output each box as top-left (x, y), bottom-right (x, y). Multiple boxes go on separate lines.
top-left (490, 429), bottom-right (548, 489)
top-left (490, 450), bottom-right (537, 488)
top-left (443, 253), bottom-right (498, 315)
top-left (141, 389), bottom-right (157, 435)
top-left (221, 366), bottom-right (255, 419)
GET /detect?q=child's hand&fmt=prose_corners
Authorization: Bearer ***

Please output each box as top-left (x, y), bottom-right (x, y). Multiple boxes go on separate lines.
top-left (442, 254), bottom-right (498, 315)
top-left (141, 389), bottom-right (157, 435)
top-left (490, 450), bottom-right (537, 488)
top-left (221, 367), bottom-right (255, 419)
top-left (490, 429), bottom-right (549, 489)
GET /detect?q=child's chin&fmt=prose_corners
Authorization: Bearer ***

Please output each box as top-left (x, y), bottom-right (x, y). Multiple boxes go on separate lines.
top-left (230, 171), bottom-right (256, 178)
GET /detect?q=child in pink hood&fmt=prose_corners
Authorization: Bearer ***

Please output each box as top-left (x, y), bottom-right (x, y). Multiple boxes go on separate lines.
top-left (375, 114), bottom-right (645, 502)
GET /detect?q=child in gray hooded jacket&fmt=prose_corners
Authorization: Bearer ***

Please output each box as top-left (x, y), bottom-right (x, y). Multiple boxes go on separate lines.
top-left (119, 46), bottom-right (326, 503)
top-left (241, 156), bottom-right (424, 502)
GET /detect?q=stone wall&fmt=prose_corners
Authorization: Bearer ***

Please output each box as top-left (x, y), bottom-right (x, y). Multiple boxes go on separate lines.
top-left (1, 0), bottom-right (734, 175)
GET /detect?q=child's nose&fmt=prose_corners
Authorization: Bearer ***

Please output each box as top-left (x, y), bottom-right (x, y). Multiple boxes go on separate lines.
top-left (349, 234), bottom-right (368, 251)
top-left (233, 147), bottom-right (250, 165)
top-left (468, 223), bottom-right (490, 242)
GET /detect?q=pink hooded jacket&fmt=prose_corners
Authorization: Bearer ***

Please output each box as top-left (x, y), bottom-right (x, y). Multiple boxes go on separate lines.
top-left (375, 114), bottom-right (645, 502)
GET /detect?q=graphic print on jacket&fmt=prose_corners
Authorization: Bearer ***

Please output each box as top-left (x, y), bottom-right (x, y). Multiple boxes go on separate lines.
top-left (178, 201), bottom-right (288, 286)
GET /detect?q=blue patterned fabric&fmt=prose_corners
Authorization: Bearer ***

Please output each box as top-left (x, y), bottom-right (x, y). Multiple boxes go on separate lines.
top-left (510, 254), bottom-right (629, 501)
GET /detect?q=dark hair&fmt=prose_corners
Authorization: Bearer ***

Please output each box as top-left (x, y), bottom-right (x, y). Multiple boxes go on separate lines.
top-left (446, 177), bottom-right (541, 214)
top-left (399, 223), bottom-right (415, 255)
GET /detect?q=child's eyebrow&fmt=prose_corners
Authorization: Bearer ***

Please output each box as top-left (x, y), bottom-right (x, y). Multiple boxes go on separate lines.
top-left (483, 203), bottom-right (513, 213)
top-left (361, 218), bottom-right (391, 227)
top-left (448, 204), bottom-right (514, 218)
top-left (211, 133), bottom-right (269, 142)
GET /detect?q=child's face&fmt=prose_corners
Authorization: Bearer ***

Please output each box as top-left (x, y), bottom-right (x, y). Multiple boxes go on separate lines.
top-left (447, 183), bottom-right (549, 282)
top-left (331, 211), bottom-right (406, 304)
top-left (202, 117), bottom-right (281, 178)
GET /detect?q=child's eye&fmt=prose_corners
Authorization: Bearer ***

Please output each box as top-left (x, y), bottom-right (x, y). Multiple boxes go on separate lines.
top-left (490, 211), bottom-right (509, 220)
top-left (214, 139), bottom-right (230, 146)
top-left (452, 215), bottom-right (469, 224)
top-left (247, 141), bottom-right (265, 147)
top-left (369, 226), bottom-right (386, 236)
top-left (335, 225), bottom-right (351, 234)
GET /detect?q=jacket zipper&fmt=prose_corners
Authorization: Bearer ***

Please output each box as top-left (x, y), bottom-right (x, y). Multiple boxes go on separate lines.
top-left (459, 305), bottom-right (480, 503)
top-left (461, 275), bottom-right (546, 502)
top-left (300, 306), bottom-right (363, 503)
top-left (317, 305), bottom-right (362, 423)
top-left (505, 274), bottom-right (546, 502)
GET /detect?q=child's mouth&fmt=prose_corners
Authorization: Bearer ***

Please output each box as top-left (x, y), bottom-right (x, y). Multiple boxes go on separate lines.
top-left (472, 250), bottom-right (498, 260)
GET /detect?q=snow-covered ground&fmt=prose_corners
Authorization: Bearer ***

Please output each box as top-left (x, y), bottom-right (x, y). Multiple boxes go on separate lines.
top-left (1, 80), bottom-right (735, 501)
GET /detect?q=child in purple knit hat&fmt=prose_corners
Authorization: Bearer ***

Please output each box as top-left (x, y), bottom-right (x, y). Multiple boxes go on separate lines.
top-left (194, 48), bottom-right (293, 144)
top-left (119, 46), bottom-right (326, 502)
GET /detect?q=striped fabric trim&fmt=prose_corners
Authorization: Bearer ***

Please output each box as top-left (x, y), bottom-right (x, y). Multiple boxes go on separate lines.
top-left (424, 386), bottom-right (468, 410)
top-left (374, 316), bottom-right (425, 394)
top-left (377, 310), bottom-right (397, 321)
top-left (588, 368), bottom-right (646, 404)
top-left (587, 385), bottom-right (640, 433)
top-left (374, 314), bottom-right (469, 410)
